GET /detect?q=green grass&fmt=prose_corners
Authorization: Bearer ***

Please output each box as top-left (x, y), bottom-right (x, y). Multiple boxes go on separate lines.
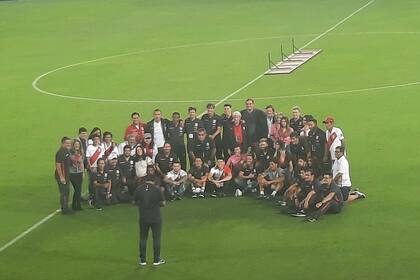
top-left (1, 0), bottom-right (420, 279)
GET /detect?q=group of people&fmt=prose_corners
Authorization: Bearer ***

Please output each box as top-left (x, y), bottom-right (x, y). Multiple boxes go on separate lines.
top-left (55, 99), bottom-right (366, 223)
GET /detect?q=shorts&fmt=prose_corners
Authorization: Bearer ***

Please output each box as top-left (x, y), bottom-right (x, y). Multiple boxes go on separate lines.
top-left (341, 186), bottom-right (351, 201)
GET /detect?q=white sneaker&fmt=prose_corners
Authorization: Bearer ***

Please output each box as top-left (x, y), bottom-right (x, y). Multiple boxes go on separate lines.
top-left (139, 261), bottom-right (147, 266)
top-left (153, 259), bottom-right (166, 266)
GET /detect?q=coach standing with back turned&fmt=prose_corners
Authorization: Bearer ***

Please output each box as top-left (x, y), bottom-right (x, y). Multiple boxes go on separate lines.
top-left (134, 181), bottom-right (166, 266)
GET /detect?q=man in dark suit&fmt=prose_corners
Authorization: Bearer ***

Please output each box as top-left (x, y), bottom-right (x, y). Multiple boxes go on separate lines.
top-left (240, 98), bottom-right (268, 150)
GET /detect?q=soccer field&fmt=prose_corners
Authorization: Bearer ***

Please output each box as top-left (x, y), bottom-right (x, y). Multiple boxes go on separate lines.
top-left (1, 0), bottom-right (420, 279)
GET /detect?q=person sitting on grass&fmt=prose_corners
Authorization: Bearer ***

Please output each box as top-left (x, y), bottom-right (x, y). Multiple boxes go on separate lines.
top-left (257, 160), bottom-right (286, 199)
top-left (187, 157), bottom-right (209, 198)
top-left (290, 169), bottom-right (320, 217)
top-left (234, 154), bottom-right (258, 196)
top-left (306, 172), bottom-right (344, 222)
top-left (332, 146), bottom-right (366, 203)
top-left (163, 161), bottom-right (187, 201)
top-left (282, 168), bottom-right (306, 209)
top-left (207, 159), bottom-right (233, 198)
top-left (254, 138), bottom-right (275, 174)
top-left (94, 158), bottom-right (111, 211)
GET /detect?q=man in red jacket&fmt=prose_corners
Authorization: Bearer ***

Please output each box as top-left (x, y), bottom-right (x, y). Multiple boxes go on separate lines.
top-left (124, 112), bottom-right (146, 142)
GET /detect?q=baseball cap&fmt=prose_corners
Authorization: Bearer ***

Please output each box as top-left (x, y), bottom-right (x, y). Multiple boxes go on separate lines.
top-left (144, 133), bottom-right (152, 139)
top-left (322, 116), bottom-right (334, 124)
top-left (303, 114), bottom-right (314, 122)
top-left (109, 154), bottom-right (118, 160)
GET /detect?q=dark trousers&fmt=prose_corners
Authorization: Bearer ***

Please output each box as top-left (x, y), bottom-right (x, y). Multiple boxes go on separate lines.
top-left (95, 186), bottom-right (107, 208)
top-left (139, 220), bottom-right (162, 262)
top-left (172, 143), bottom-right (187, 170)
top-left (57, 181), bottom-right (70, 210)
top-left (70, 173), bottom-right (83, 210)
top-left (309, 200), bottom-right (342, 219)
top-left (88, 170), bottom-right (96, 199)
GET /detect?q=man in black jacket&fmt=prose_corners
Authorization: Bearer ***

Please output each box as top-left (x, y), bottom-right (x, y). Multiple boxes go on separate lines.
top-left (240, 98), bottom-right (268, 149)
top-left (134, 182), bottom-right (166, 266)
top-left (145, 109), bottom-right (171, 153)
top-left (224, 111), bottom-right (250, 154)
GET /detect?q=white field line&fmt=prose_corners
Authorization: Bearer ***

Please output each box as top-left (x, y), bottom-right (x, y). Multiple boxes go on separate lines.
top-left (2, 0), bottom-right (375, 254)
top-left (0, 210), bottom-right (61, 253)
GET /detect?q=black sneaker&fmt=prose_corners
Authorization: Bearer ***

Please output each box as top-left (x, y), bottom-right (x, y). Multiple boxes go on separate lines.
top-left (210, 193), bottom-right (217, 198)
top-left (192, 194), bottom-right (198, 198)
top-left (175, 195), bottom-right (182, 200)
top-left (198, 194), bottom-right (205, 198)
top-left (291, 210), bottom-right (306, 217)
top-left (153, 259), bottom-right (166, 266)
top-left (256, 194), bottom-right (265, 199)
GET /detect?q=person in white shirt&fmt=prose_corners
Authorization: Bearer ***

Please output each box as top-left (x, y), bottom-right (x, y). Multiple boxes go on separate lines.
top-left (86, 135), bottom-right (104, 205)
top-left (146, 109), bottom-right (170, 158)
top-left (102, 131), bottom-right (119, 163)
top-left (332, 146), bottom-right (365, 203)
top-left (163, 162), bottom-right (187, 201)
top-left (323, 116), bottom-right (345, 164)
top-left (134, 146), bottom-right (153, 184)
top-left (265, 105), bottom-right (275, 138)
top-left (118, 135), bottom-right (138, 156)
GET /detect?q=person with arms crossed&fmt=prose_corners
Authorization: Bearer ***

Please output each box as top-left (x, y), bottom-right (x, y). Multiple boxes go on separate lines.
top-left (201, 103), bottom-right (223, 159)
top-left (167, 112), bottom-right (187, 170)
top-left (240, 98), bottom-right (268, 149)
top-left (221, 104), bottom-right (233, 160)
top-left (289, 106), bottom-right (304, 134)
top-left (93, 158), bottom-right (111, 210)
top-left (184, 106), bottom-right (204, 165)
top-left (134, 181), bottom-right (166, 266)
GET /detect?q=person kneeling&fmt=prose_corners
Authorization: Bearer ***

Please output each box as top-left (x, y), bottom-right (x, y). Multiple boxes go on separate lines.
top-left (207, 159), bottom-right (232, 198)
top-left (94, 158), bottom-right (112, 210)
top-left (187, 158), bottom-right (209, 198)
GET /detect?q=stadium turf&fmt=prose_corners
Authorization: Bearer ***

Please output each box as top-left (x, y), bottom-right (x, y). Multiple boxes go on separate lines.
top-left (1, 0), bottom-right (420, 279)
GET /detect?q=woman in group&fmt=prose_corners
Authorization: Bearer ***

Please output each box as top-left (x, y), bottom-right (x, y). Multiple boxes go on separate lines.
top-left (274, 117), bottom-right (294, 146)
top-left (69, 139), bottom-right (84, 211)
top-left (142, 133), bottom-right (155, 160)
top-left (134, 146), bottom-right (153, 185)
top-left (88, 127), bottom-right (102, 146)
top-left (226, 146), bottom-right (245, 178)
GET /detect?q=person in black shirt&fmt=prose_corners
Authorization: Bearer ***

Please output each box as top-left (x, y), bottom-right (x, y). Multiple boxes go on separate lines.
top-left (201, 103), bottom-right (223, 159)
top-left (240, 98), bottom-right (268, 148)
top-left (188, 128), bottom-right (216, 167)
top-left (221, 104), bottom-right (233, 160)
top-left (307, 173), bottom-right (344, 222)
top-left (187, 157), bottom-right (209, 198)
top-left (118, 145), bottom-right (136, 196)
top-left (289, 132), bottom-right (311, 172)
top-left (253, 138), bottom-right (274, 173)
top-left (55, 137), bottom-right (73, 215)
top-left (108, 156), bottom-right (131, 203)
top-left (184, 107), bottom-right (204, 165)
top-left (94, 158), bottom-right (111, 210)
top-left (155, 142), bottom-right (178, 177)
top-left (235, 154), bottom-right (258, 194)
top-left (290, 169), bottom-right (321, 217)
top-left (167, 112), bottom-right (186, 170)
top-left (289, 106), bottom-right (304, 134)
top-left (134, 182), bottom-right (166, 266)
top-left (307, 118), bottom-right (328, 168)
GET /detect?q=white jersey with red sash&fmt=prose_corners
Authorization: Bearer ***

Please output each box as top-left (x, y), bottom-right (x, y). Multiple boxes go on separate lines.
top-left (103, 142), bottom-right (118, 160)
top-left (326, 127), bottom-right (344, 160)
top-left (209, 166), bottom-right (232, 186)
top-left (86, 144), bottom-right (104, 167)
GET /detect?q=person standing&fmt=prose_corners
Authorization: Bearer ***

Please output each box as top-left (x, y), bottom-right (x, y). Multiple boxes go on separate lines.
top-left (69, 139), bottom-right (84, 211)
top-left (55, 137), bottom-right (74, 215)
top-left (221, 104), bottom-right (233, 160)
top-left (289, 106), bottom-right (304, 134)
top-left (167, 112), bottom-right (187, 170)
top-left (225, 111), bottom-right (250, 154)
top-left (188, 128), bottom-right (216, 168)
top-left (134, 182), bottom-right (166, 266)
top-left (146, 109), bottom-right (170, 155)
top-left (86, 135), bottom-right (104, 205)
top-left (265, 105), bottom-right (275, 138)
top-left (124, 112), bottom-right (146, 142)
top-left (240, 99), bottom-right (268, 149)
top-left (184, 107), bottom-right (204, 165)
top-left (201, 103), bottom-right (223, 159)
top-left (307, 118), bottom-right (328, 172)
top-left (323, 116), bottom-right (345, 165)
